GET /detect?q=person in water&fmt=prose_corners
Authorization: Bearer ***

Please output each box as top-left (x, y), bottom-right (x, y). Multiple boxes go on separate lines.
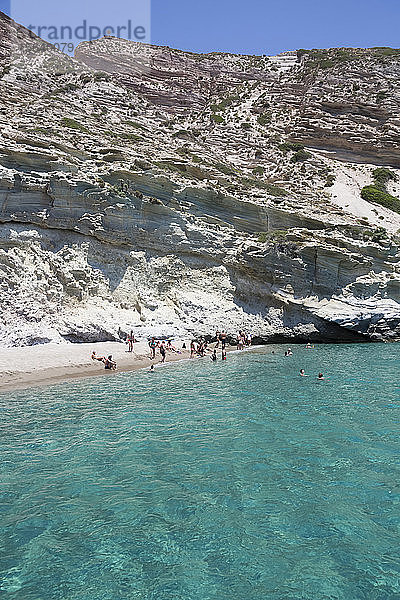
top-left (149, 364), bottom-right (155, 373)
top-left (300, 369), bottom-right (306, 376)
top-left (214, 330), bottom-right (220, 348)
top-left (104, 355), bottom-right (117, 370)
top-left (318, 372), bottom-right (324, 380)
top-left (222, 350), bottom-right (227, 361)
top-left (211, 349), bottom-right (217, 362)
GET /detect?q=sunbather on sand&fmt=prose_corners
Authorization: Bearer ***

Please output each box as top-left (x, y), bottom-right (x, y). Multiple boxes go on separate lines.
top-left (104, 355), bottom-right (117, 370)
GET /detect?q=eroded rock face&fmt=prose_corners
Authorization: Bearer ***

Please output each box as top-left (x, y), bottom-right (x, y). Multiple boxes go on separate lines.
top-left (277, 49), bottom-right (400, 168)
top-left (75, 39), bottom-right (277, 112)
top-left (0, 13), bottom-right (399, 345)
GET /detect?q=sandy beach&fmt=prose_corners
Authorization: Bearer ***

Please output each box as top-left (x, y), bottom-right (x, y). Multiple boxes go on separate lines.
top-left (0, 340), bottom-right (199, 393)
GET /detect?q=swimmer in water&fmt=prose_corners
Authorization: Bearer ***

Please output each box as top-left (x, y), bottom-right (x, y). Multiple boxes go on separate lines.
top-left (149, 364), bottom-right (155, 372)
top-left (300, 369), bottom-right (306, 376)
top-left (318, 372), bottom-right (324, 380)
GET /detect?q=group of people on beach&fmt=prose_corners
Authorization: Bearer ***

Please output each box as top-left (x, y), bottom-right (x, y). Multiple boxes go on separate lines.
top-left (190, 329), bottom-right (252, 362)
top-left (148, 338), bottom-right (181, 362)
top-left (91, 332), bottom-right (325, 379)
top-left (236, 330), bottom-right (252, 350)
top-left (91, 328), bottom-right (255, 373)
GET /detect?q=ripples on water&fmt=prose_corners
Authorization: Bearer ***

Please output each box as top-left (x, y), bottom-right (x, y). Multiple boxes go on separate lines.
top-left (0, 344), bottom-right (399, 599)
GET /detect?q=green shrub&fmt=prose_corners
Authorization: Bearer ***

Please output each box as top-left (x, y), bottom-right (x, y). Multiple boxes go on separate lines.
top-left (279, 142), bottom-right (304, 153)
top-left (376, 91), bottom-right (388, 103)
top-left (211, 114), bottom-right (224, 124)
top-left (252, 166), bottom-right (265, 176)
top-left (120, 133), bottom-right (143, 142)
top-left (93, 71), bottom-right (110, 81)
top-left (325, 174), bottom-right (335, 187)
top-left (61, 117), bottom-right (89, 133)
top-left (361, 185), bottom-right (400, 214)
top-left (257, 113), bottom-right (271, 126)
top-left (370, 227), bottom-right (389, 243)
top-left (214, 162), bottom-right (235, 175)
top-left (297, 49), bottom-right (309, 60)
top-left (298, 48), bottom-right (358, 70)
top-left (241, 122), bottom-right (251, 130)
top-left (210, 95), bottom-right (239, 112)
top-left (372, 167), bottom-right (397, 189)
top-left (124, 120), bottom-right (147, 130)
top-left (372, 47), bottom-right (400, 57)
top-left (172, 129), bottom-right (190, 137)
top-left (258, 232), bottom-right (268, 243)
top-left (291, 149), bottom-right (311, 163)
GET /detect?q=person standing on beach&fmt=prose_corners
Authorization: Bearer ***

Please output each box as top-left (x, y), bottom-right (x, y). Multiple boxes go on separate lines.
top-left (149, 337), bottom-right (157, 359)
top-left (127, 330), bottom-right (135, 352)
top-left (160, 342), bottom-right (166, 363)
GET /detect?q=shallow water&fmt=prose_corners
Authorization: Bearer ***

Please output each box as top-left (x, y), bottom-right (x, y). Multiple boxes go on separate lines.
top-left (0, 343), bottom-right (400, 599)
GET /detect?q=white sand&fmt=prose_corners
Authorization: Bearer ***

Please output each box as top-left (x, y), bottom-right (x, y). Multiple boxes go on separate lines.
top-left (0, 340), bottom-right (194, 393)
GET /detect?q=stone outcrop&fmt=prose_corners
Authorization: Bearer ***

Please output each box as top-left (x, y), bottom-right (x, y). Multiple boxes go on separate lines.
top-left (0, 12), bottom-right (400, 346)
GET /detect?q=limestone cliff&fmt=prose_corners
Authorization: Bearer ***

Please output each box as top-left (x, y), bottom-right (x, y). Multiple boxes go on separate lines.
top-left (0, 12), bottom-right (400, 346)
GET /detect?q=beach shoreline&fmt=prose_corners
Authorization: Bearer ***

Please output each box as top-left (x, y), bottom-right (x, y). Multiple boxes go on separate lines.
top-left (0, 340), bottom-right (247, 394)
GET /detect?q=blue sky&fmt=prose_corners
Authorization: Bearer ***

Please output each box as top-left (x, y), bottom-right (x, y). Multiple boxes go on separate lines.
top-left (1, 0), bottom-right (399, 55)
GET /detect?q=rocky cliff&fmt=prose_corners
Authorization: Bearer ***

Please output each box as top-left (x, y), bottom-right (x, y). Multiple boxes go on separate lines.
top-left (0, 11), bottom-right (400, 346)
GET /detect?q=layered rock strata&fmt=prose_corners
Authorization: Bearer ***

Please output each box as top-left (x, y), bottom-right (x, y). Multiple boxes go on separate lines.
top-left (0, 13), bottom-right (399, 345)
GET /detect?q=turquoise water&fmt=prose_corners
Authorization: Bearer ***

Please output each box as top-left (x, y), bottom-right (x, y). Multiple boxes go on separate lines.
top-left (1, 344), bottom-right (400, 600)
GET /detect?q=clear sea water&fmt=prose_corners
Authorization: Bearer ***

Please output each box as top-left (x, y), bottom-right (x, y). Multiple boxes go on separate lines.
top-left (1, 343), bottom-right (400, 600)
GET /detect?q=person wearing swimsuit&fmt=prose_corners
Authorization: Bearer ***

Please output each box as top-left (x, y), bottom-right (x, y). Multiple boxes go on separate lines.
top-left (149, 337), bottom-right (157, 359)
top-left (220, 331), bottom-right (227, 350)
top-left (104, 355), bottom-right (117, 370)
top-left (160, 343), bottom-right (166, 363)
